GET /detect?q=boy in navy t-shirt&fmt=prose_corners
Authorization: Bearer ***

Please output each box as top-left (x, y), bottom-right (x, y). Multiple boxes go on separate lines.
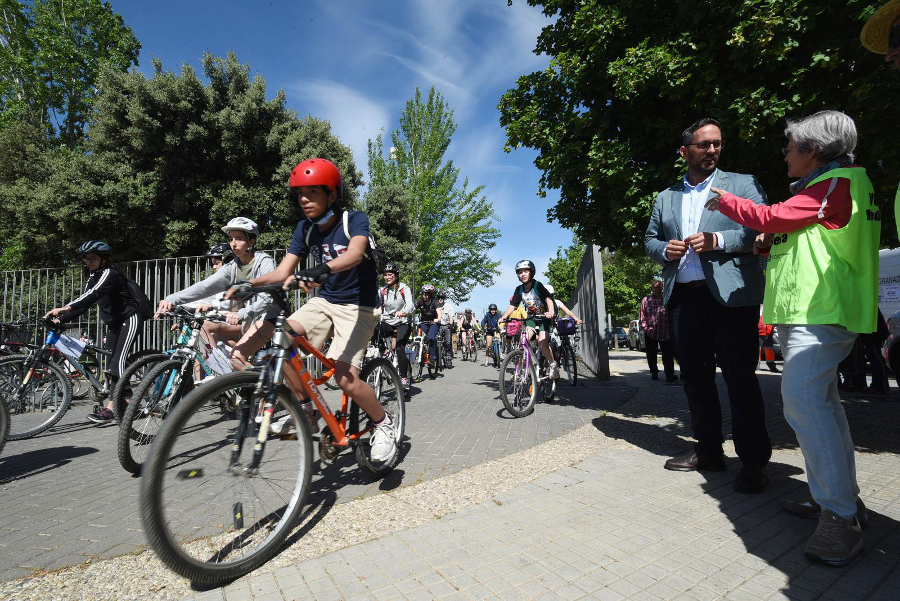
top-left (238, 158), bottom-right (397, 464)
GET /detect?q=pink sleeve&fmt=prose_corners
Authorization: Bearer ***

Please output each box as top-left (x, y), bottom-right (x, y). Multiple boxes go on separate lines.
top-left (718, 178), bottom-right (852, 233)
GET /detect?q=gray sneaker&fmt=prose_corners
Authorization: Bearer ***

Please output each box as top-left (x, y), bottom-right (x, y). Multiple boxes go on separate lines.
top-left (370, 413), bottom-right (397, 463)
top-left (781, 495), bottom-right (868, 528)
top-left (804, 510), bottom-right (863, 567)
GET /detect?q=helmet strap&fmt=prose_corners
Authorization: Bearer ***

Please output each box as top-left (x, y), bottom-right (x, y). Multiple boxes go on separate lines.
top-left (312, 207), bottom-right (335, 226)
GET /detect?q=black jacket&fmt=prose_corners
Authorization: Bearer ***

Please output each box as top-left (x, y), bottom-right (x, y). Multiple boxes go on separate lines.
top-left (64, 266), bottom-right (138, 325)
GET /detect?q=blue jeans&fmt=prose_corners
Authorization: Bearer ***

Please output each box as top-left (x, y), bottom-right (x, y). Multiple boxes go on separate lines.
top-left (421, 322), bottom-right (439, 361)
top-left (778, 324), bottom-right (860, 518)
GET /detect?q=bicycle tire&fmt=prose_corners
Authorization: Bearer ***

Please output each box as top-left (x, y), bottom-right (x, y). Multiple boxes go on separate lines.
top-left (112, 353), bottom-right (168, 423)
top-left (140, 370), bottom-right (312, 584)
top-left (0, 394), bottom-right (8, 456)
top-left (561, 344), bottom-right (578, 387)
top-left (472, 341), bottom-right (478, 363)
top-left (351, 358), bottom-right (406, 477)
top-left (118, 358), bottom-right (194, 475)
top-left (412, 341), bottom-right (424, 382)
top-left (539, 356), bottom-right (557, 403)
top-left (0, 355), bottom-right (72, 440)
top-left (499, 350), bottom-right (537, 418)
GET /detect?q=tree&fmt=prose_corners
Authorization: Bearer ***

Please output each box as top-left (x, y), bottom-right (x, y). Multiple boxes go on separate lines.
top-left (601, 251), bottom-right (661, 325)
top-left (0, 52), bottom-right (361, 268)
top-left (0, 0), bottom-right (141, 146)
top-left (366, 87), bottom-right (501, 302)
top-left (544, 235), bottom-right (585, 303)
top-left (364, 183), bottom-right (421, 280)
top-left (500, 1), bottom-right (900, 250)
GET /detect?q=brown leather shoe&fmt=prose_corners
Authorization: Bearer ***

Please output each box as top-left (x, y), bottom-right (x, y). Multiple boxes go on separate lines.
top-left (664, 450), bottom-right (727, 472)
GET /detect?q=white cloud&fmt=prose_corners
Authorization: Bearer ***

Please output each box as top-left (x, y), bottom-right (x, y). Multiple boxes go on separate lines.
top-left (289, 80), bottom-right (393, 181)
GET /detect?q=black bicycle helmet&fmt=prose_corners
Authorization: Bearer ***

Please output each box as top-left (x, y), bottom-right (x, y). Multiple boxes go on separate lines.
top-left (383, 262), bottom-right (399, 275)
top-left (436, 289), bottom-right (446, 299)
top-left (205, 242), bottom-right (235, 263)
top-left (489, 303), bottom-right (498, 311)
top-left (76, 240), bottom-right (111, 256)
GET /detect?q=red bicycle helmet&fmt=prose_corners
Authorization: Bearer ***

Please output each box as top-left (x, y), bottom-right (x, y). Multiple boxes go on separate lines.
top-left (289, 158), bottom-right (343, 198)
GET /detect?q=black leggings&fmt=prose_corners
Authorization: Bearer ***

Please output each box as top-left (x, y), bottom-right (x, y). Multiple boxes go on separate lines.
top-left (105, 313), bottom-right (143, 380)
top-left (380, 321), bottom-right (411, 378)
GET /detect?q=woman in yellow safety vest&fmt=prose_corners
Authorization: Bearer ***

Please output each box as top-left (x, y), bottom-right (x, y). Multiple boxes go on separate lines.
top-left (705, 110), bottom-right (877, 568)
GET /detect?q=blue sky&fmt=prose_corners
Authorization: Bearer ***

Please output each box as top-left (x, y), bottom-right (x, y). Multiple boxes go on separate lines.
top-left (114, 0), bottom-right (574, 314)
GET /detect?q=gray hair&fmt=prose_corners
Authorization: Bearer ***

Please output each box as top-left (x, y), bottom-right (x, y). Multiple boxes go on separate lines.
top-left (784, 110), bottom-right (857, 162)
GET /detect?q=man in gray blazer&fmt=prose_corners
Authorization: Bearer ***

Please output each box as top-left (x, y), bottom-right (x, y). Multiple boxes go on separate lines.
top-left (645, 118), bottom-right (772, 494)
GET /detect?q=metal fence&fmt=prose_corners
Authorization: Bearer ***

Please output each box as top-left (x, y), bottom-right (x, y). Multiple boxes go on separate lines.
top-left (568, 245), bottom-right (611, 380)
top-left (0, 248), bottom-right (304, 350)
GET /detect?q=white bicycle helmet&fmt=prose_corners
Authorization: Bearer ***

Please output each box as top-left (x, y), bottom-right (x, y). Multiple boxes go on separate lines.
top-left (221, 217), bottom-right (259, 237)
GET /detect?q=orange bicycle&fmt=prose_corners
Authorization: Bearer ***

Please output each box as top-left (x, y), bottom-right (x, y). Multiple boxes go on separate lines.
top-left (140, 284), bottom-right (405, 584)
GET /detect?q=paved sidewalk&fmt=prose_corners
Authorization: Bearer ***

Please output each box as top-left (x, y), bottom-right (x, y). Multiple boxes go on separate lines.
top-left (2, 350), bottom-right (899, 600)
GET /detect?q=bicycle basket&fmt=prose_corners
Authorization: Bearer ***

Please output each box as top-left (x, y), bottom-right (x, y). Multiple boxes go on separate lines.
top-left (556, 318), bottom-right (576, 335)
top-left (506, 320), bottom-right (522, 337)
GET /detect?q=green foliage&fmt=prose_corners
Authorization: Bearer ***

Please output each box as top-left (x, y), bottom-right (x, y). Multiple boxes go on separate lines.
top-left (365, 183), bottom-right (421, 279)
top-left (0, 52), bottom-right (361, 269)
top-left (544, 235), bottom-right (585, 303)
top-left (601, 250), bottom-right (661, 322)
top-left (500, 1), bottom-right (900, 249)
top-left (366, 87), bottom-right (501, 302)
top-left (0, 0), bottom-right (141, 146)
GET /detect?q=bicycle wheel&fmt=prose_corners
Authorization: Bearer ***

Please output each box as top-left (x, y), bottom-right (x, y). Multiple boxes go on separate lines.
top-left (472, 340), bottom-right (478, 363)
top-left (499, 350), bottom-right (537, 418)
top-left (0, 355), bottom-right (72, 440)
top-left (112, 353), bottom-right (168, 423)
top-left (561, 344), bottom-right (578, 387)
top-left (352, 358), bottom-right (406, 477)
top-left (411, 341), bottom-right (424, 382)
top-left (140, 370), bottom-right (313, 584)
top-left (539, 356), bottom-right (557, 403)
top-left (0, 394), bottom-right (8, 456)
top-left (118, 358), bottom-right (194, 475)
top-left (493, 340), bottom-right (501, 368)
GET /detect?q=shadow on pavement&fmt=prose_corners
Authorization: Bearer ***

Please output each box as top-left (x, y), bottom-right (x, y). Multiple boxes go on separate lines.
top-left (0, 445), bottom-right (99, 484)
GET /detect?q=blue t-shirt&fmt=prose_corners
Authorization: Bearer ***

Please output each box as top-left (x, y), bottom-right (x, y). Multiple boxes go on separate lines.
top-left (287, 211), bottom-right (379, 307)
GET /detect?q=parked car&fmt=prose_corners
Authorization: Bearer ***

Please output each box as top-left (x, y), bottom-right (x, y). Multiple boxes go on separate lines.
top-left (607, 326), bottom-right (629, 350)
top-left (627, 319), bottom-right (646, 351)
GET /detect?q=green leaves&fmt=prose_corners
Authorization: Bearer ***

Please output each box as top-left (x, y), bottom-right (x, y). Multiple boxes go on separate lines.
top-left (501, 0), bottom-right (900, 249)
top-left (0, 51), bottom-right (360, 268)
top-left (366, 87), bottom-right (501, 302)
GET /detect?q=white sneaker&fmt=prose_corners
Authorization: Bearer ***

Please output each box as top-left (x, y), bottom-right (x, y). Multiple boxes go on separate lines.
top-left (550, 362), bottom-right (560, 379)
top-left (370, 413), bottom-right (397, 463)
top-left (269, 414), bottom-right (294, 436)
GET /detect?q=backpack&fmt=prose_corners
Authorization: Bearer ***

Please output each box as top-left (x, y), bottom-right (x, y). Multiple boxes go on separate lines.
top-left (381, 286), bottom-right (406, 307)
top-left (305, 211), bottom-right (389, 273)
top-left (124, 276), bottom-right (154, 320)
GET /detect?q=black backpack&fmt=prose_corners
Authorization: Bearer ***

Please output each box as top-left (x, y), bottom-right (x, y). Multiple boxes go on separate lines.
top-left (124, 276), bottom-right (154, 320)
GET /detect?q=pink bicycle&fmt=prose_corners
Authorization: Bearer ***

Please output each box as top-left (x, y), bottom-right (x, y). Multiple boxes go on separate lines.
top-left (498, 317), bottom-right (556, 417)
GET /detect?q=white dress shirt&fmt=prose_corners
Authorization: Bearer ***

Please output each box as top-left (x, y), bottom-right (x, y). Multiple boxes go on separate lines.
top-left (674, 169), bottom-right (724, 283)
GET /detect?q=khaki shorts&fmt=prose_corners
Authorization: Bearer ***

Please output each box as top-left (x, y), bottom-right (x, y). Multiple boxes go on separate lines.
top-left (288, 297), bottom-right (381, 370)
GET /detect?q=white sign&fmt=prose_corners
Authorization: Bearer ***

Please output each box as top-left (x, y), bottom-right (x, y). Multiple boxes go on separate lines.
top-left (54, 335), bottom-right (86, 360)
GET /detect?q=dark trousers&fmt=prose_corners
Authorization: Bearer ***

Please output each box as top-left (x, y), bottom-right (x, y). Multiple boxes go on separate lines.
top-left (669, 283), bottom-right (772, 467)
top-left (645, 334), bottom-right (674, 377)
top-left (421, 322), bottom-right (439, 360)
top-left (380, 322), bottom-right (411, 378)
top-left (105, 312), bottom-right (143, 380)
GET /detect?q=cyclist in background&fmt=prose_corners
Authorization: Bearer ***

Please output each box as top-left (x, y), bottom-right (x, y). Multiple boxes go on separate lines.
top-left (480, 303), bottom-right (501, 366)
top-left (155, 218), bottom-right (279, 366)
top-left (44, 241), bottom-right (143, 424)
top-left (456, 308), bottom-right (480, 355)
top-left (415, 284), bottom-right (442, 366)
top-left (545, 284), bottom-right (583, 325)
top-left (228, 158), bottom-right (397, 463)
top-left (437, 290), bottom-right (455, 359)
top-left (379, 262), bottom-right (414, 391)
top-left (498, 259), bottom-right (559, 379)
